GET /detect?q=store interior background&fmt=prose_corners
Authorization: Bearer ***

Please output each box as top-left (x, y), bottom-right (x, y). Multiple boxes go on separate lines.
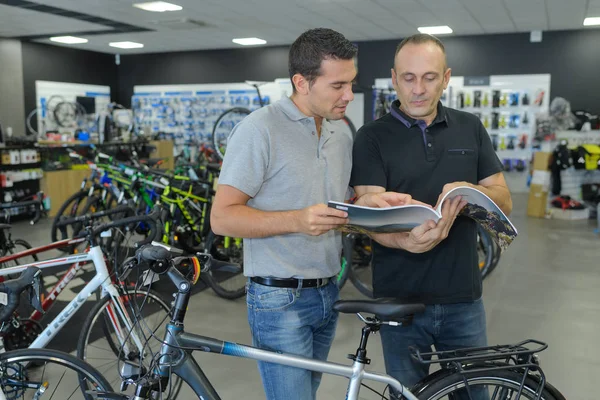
top-left (1, 1), bottom-right (600, 398)
top-left (3, 28), bottom-right (600, 135)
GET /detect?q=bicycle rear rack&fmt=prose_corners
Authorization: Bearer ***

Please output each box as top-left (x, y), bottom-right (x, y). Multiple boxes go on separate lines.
top-left (410, 339), bottom-right (549, 400)
top-left (410, 339), bottom-right (547, 365)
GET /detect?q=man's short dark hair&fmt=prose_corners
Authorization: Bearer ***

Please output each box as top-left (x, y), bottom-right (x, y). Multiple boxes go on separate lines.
top-left (288, 28), bottom-right (357, 92)
top-left (394, 33), bottom-right (447, 68)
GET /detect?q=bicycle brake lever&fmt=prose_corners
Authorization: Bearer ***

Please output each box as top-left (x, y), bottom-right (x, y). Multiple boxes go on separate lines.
top-left (28, 272), bottom-right (44, 314)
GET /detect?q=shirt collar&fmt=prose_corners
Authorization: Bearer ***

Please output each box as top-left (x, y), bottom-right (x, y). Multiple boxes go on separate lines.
top-left (390, 99), bottom-right (448, 128)
top-left (278, 96), bottom-right (312, 121)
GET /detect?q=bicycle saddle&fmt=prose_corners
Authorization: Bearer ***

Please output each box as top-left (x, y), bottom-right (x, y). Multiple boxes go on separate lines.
top-left (0, 224), bottom-right (12, 231)
top-left (333, 299), bottom-right (425, 320)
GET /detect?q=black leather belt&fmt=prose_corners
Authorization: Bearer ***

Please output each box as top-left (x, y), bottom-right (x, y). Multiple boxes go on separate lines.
top-left (251, 276), bottom-right (332, 289)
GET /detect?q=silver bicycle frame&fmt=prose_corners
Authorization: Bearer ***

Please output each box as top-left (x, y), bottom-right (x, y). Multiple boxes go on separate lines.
top-left (157, 326), bottom-right (419, 400)
top-left (0, 245), bottom-right (144, 353)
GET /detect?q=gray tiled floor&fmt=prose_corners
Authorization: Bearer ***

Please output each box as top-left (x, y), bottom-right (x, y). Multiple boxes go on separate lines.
top-left (8, 193), bottom-right (597, 399)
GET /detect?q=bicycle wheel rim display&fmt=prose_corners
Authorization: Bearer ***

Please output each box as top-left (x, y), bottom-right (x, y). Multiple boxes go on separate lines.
top-left (0, 348), bottom-right (113, 400)
top-left (211, 107), bottom-right (251, 160)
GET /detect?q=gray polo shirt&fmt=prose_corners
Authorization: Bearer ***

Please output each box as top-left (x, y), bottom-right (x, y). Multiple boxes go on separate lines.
top-left (217, 96), bottom-right (352, 279)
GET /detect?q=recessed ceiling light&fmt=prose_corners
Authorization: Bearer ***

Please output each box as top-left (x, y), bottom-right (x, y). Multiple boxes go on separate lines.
top-left (583, 17), bottom-right (600, 26)
top-left (50, 36), bottom-right (88, 44)
top-left (417, 25), bottom-right (453, 35)
top-left (232, 37), bottom-right (267, 46)
top-left (133, 1), bottom-right (182, 12)
top-left (109, 41), bottom-right (144, 49)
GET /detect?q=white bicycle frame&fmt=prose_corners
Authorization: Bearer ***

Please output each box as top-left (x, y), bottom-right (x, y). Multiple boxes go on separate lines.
top-left (0, 242), bottom-right (145, 355)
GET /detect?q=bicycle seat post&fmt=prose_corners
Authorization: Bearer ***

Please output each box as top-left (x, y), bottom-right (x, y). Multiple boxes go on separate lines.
top-left (348, 314), bottom-right (381, 365)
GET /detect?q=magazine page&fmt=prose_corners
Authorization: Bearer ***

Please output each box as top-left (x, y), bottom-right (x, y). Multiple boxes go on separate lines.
top-left (328, 201), bottom-right (439, 234)
top-left (439, 186), bottom-right (518, 251)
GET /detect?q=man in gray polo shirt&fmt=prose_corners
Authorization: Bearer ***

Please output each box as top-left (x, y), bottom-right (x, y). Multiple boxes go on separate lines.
top-left (211, 29), bottom-right (412, 400)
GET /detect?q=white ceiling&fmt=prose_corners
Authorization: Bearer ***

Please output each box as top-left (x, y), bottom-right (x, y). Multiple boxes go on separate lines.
top-left (1, 0), bottom-right (600, 54)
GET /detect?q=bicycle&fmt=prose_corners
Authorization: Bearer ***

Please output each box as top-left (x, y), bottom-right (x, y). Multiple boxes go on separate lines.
top-left (53, 152), bottom-right (246, 300)
top-left (0, 266), bottom-right (113, 399)
top-left (96, 243), bottom-right (566, 400)
top-left (0, 207), bottom-right (179, 397)
top-left (211, 81), bottom-right (357, 160)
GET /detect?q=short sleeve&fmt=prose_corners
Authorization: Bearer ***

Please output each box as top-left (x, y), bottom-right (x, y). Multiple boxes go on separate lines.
top-left (217, 119), bottom-right (269, 197)
top-left (350, 125), bottom-right (387, 189)
top-left (477, 120), bottom-right (504, 181)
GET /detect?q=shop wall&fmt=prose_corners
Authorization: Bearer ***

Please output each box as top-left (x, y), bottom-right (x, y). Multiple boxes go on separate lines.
top-left (0, 39), bottom-right (26, 137)
top-left (356, 29), bottom-right (600, 121)
top-left (117, 46), bottom-right (291, 107)
top-left (118, 29), bottom-right (600, 122)
top-left (20, 42), bottom-right (119, 134)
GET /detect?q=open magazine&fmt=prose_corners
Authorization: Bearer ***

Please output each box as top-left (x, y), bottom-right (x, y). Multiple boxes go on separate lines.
top-left (328, 186), bottom-right (517, 252)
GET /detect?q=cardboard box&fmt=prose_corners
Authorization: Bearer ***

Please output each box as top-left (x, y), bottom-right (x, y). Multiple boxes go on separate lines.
top-left (531, 170), bottom-right (551, 190)
top-left (532, 151), bottom-right (552, 171)
top-left (527, 184), bottom-right (548, 218)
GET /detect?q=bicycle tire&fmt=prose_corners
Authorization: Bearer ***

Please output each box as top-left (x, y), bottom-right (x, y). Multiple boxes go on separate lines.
top-left (412, 368), bottom-right (563, 400)
top-left (348, 234), bottom-right (374, 298)
top-left (477, 226), bottom-right (495, 280)
top-left (203, 231), bottom-right (246, 300)
top-left (342, 115), bottom-right (357, 140)
top-left (0, 347), bottom-right (113, 400)
top-left (51, 190), bottom-right (92, 250)
top-left (77, 287), bottom-right (182, 399)
top-left (336, 234), bottom-right (353, 289)
top-left (211, 107), bottom-right (251, 160)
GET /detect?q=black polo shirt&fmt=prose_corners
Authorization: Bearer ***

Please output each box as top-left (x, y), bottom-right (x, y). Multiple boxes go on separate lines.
top-left (350, 100), bottom-right (503, 304)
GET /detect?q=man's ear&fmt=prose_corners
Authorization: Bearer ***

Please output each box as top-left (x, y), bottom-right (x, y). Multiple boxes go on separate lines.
top-left (391, 68), bottom-right (397, 86)
top-left (443, 67), bottom-right (452, 89)
top-left (292, 74), bottom-right (309, 95)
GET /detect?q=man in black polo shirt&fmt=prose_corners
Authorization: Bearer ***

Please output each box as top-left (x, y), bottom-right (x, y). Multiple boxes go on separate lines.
top-left (351, 34), bottom-right (512, 397)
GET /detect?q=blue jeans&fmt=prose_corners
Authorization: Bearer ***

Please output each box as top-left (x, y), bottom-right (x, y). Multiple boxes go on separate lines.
top-left (380, 298), bottom-right (488, 400)
top-left (247, 279), bottom-right (339, 400)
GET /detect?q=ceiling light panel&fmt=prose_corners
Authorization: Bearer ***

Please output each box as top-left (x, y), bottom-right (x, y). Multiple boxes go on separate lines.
top-left (133, 2), bottom-right (182, 12)
top-left (49, 36), bottom-right (88, 44)
top-left (417, 25), bottom-right (453, 35)
top-left (109, 41), bottom-right (144, 49)
top-left (232, 37), bottom-right (267, 46)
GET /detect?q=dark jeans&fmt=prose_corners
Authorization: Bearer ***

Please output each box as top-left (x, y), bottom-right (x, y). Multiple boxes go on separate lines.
top-left (380, 298), bottom-right (488, 400)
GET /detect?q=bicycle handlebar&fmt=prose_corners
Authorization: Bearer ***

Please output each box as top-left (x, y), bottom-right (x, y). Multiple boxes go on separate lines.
top-left (55, 205), bottom-right (135, 227)
top-left (0, 267), bottom-right (44, 324)
top-left (91, 207), bottom-right (162, 248)
top-left (0, 192), bottom-right (45, 225)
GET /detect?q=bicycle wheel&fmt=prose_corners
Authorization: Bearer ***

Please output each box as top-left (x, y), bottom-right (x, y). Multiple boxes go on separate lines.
top-left (349, 234), bottom-right (374, 298)
top-left (211, 107), bottom-right (251, 160)
top-left (0, 347), bottom-right (113, 400)
top-left (203, 231), bottom-right (246, 300)
top-left (477, 226), bottom-right (495, 280)
top-left (336, 234), bottom-right (353, 289)
top-left (77, 288), bottom-right (182, 399)
top-left (51, 191), bottom-right (92, 251)
top-left (413, 368), bottom-right (563, 400)
top-left (341, 115), bottom-right (357, 140)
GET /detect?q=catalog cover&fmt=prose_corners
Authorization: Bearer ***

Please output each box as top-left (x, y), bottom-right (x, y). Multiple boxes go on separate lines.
top-left (328, 186), bottom-right (517, 251)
